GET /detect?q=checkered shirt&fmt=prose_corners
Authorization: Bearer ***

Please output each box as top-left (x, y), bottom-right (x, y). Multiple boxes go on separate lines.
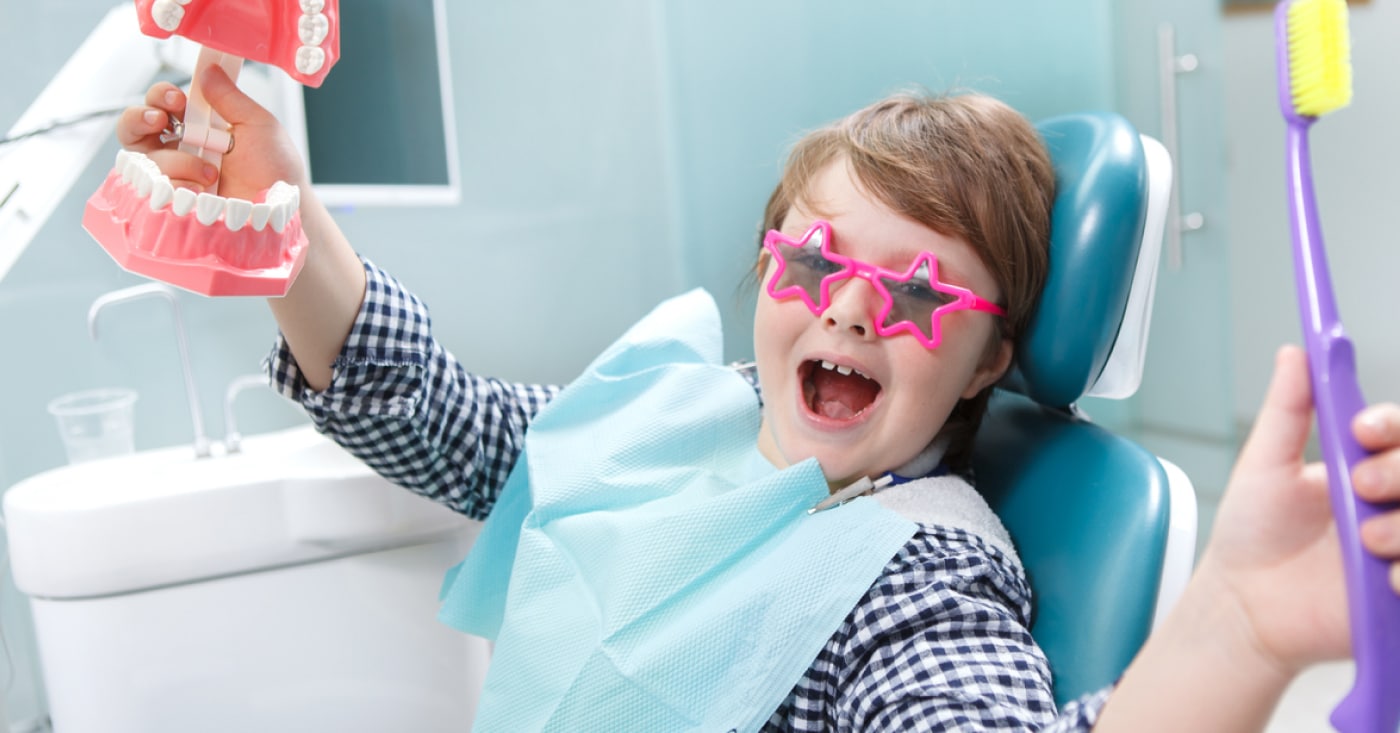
top-left (265, 258), bottom-right (1112, 730)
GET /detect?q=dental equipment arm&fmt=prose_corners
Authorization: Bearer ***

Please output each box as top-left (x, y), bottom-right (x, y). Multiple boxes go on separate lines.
top-left (0, 3), bottom-right (167, 287)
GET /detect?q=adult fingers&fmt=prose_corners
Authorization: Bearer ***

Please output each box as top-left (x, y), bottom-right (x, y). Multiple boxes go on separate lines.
top-left (1234, 345), bottom-right (1315, 477)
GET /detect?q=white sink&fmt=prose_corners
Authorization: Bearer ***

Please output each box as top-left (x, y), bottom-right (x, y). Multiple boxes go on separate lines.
top-left (5, 424), bottom-right (475, 600)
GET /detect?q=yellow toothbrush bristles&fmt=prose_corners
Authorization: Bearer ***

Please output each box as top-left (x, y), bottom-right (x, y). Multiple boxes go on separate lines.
top-left (1286, 0), bottom-right (1353, 117)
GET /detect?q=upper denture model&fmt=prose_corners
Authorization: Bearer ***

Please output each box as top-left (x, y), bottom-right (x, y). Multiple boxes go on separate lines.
top-left (135, 0), bottom-right (340, 88)
top-left (84, 0), bottom-right (341, 296)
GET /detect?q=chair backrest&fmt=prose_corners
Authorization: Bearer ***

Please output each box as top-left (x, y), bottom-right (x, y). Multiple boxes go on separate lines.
top-left (972, 112), bottom-right (1189, 705)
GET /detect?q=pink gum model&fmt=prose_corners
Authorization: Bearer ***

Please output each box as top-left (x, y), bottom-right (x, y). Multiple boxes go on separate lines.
top-left (134, 0), bottom-right (341, 88)
top-left (84, 150), bottom-right (308, 297)
top-left (86, 0), bottom-right (338, 296)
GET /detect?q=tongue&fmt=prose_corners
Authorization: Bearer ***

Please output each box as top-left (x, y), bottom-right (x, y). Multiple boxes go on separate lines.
top-left (810, 368), bottom-right (879, 420)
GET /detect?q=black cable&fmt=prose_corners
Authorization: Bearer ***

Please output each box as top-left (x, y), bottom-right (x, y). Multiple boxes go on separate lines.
top-left (0, 106), bottom-right (129, 148)
top-left (0, 76), bottom-right (192, 148)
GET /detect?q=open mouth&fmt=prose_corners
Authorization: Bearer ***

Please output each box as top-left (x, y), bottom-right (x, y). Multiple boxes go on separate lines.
top-left (801, 360), bottom-right (881, 421)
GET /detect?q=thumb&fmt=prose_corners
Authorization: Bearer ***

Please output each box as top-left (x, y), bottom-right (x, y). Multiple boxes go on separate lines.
top-left (1236, 345), bottom-right (1315, 474)
top-left (197, 65), bottom-right (272, 127)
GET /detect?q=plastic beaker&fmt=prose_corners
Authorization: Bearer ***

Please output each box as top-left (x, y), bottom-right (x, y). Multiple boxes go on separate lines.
top-left (47, 388), bottom-right (138, 464)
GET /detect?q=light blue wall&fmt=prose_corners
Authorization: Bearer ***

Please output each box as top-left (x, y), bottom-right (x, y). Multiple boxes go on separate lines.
top-left (657, 0), bottom-right (1117, 361)
top-left (0, 0), bottom-right (1117, 724)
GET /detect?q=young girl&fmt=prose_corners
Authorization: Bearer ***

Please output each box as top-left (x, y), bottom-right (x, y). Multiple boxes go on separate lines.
top-left (116, 67), bottom-right (1400, 731)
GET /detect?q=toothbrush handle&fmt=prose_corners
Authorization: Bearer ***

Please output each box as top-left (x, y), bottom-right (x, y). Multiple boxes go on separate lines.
top-left (1288, 125), bottom-right (1400, 733)
top-left (1311, 333), bottom-right (1400, 733)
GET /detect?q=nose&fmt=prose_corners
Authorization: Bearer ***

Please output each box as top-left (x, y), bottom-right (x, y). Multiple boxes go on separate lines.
top-left (821, 275), bottom-right (880, 340)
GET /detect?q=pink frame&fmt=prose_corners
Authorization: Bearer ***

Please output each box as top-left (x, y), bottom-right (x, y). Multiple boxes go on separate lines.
top-left (763, 220), bottom-right (1005, 349)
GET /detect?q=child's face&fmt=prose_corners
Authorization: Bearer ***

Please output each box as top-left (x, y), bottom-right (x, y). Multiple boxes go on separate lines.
top-left (753, 159), bottom-right (1012, 488)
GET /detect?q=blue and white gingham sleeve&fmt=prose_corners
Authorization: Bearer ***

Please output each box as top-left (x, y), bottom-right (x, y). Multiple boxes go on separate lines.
top-left (264, 257), bottom-right (560, 520)
top-left (765, 526), bottom-right (1112, 731)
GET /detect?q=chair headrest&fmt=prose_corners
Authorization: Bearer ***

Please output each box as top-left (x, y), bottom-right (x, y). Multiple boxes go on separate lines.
top-left (1005, 112), bottom-right (1164, 408)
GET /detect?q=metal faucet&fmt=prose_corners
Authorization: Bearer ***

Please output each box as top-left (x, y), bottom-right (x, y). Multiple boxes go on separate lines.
top-left (87, 283), bottom-right (211, 458)
top-left (222, 373), bottom-right (270, 454)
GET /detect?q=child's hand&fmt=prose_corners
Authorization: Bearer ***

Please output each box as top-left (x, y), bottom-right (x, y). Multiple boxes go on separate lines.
top-left (1201, 344), bottom-right (1400, 675)
top-left (115, 66), bottom-right (307, 201)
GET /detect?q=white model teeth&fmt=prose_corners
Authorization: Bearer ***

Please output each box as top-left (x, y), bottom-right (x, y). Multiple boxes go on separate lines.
top-left (295, 45), bottom-right (326, 75)
top-left (295, 3), bottom-right (330, 75)
top-left (250, 203), bottom-right (273, 232)
top-left (150, 0), bottom-right (184, 31)
top-left (265, 182), bottom-right (298, 233)
top-left (172, 187), bottom-right (197, 216)
top-left (134, 159), bottom-right (160, 197)
top-left (223, 198), bottom-right (253, 231)
top-left (114, 150), bottom-right (300, 231)
top-left (195, 193), bottom-right (223, 226)
top-left (148, 177), bottom-right (174, 212)
top-left (299, 14), bottom-right (329, 45)
top-left (120, 155), bottom-right (141, 185)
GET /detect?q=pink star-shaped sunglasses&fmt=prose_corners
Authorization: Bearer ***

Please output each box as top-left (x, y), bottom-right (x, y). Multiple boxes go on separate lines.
top-left (762, 220), bottom-right (1005, 349)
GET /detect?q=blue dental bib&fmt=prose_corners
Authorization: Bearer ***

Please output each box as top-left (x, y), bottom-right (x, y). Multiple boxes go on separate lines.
top-left (439, 290), bottom-right (917, 732)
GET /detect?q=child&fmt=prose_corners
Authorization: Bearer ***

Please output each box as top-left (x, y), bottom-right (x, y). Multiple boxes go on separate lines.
top-left (116, 67), bottom-right (1400, 731)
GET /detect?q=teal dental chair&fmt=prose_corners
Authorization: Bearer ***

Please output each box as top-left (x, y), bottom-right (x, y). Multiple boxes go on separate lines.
top-left (973, 112), bottom-right (1195, 706)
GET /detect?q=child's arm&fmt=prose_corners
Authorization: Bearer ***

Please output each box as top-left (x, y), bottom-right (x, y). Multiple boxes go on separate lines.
top-left (115, 72), bottom-right (561, 518)
top-left (264, 259), bottom-right (560, 518)
top-left (1094, 345), bottom-right (1400, 730)
top-left (120, 66), bottom-right (364, 391)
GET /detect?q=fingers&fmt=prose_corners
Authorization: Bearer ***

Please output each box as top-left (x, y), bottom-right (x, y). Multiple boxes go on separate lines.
top-left (117, 82), bottom-right (186, 151)
top-left (1352, 402), bottom-right (1400, 592)
top-left (1235, 345), bottom-right (1315, 475)
top-left (144, 149), bottom-right (219, 192)
top-left (198, 65), bottom-right (270, 127)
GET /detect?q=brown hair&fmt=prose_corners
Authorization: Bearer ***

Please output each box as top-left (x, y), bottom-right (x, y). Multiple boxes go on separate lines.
top-left (757, 91), bottom-right (1055, 473)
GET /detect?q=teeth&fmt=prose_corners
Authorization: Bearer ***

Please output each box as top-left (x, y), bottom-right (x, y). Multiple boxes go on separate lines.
top-left (150, 0), bottom-right (184, 31)
top-left (818, 360), bottom-right (866, 379)
top-left (268, 203), bottom-right (290, 233)
top-left (259, 182), bottom-right (300, 233)
top-left (299, 14), bottom-right (329, 45)
top-left (223, 198), bottom-right (253, 231)
top-left (148, 177), bottom-right (175, 211)
top-left (134, 159), bottom-right (160, 197)
top-left (121, 156), bottom-right (142, 185)
top-left (195, 192), bottom-right (224, 225)
top-left (114, 149), bottom-right (132, 171)
top-left (295, 46), bottom-right (326, 75)
top-left (172, 187), bottom-right (197, 216)
top-left (300, 0), bottom-right (325, 12)
top-left (250, 203), bottom-right (272, 231)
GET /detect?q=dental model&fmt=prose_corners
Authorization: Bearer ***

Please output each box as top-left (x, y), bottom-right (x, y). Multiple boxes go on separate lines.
top-left (84, 0), bottom-right (341, 296)
top-left (135, 0), bottom-right (340, 87)
top-left (85, 150), bottom-right (306, 295)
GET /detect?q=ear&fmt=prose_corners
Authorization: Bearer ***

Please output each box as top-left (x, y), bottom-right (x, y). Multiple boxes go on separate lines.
top-left (962, 337), bottom-right (1014, 399)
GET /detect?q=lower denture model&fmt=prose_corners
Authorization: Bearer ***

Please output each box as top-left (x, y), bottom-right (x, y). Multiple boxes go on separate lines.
top-left (84, 0), bottom-right (340, 296)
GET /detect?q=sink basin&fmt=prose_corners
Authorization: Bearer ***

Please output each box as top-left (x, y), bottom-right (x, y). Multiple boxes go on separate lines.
top-left (5, 424), bottom-right (476, 600)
